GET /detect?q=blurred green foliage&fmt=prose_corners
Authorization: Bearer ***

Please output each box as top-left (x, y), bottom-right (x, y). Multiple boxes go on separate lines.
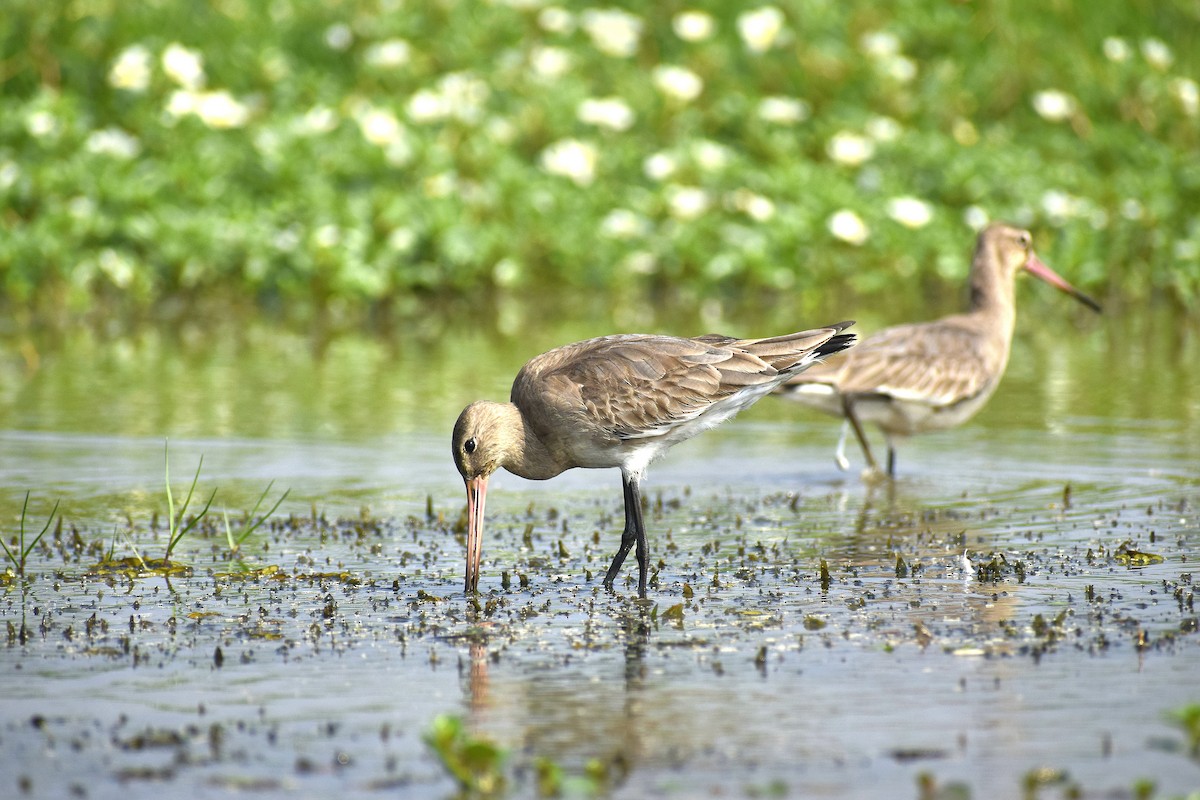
top-left (1, 0), bottom-right (1197, 323)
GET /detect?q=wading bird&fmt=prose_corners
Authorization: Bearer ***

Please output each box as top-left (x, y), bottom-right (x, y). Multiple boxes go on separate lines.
top-left (777, 223), bottom-right (1101, 478)
top-left (452, 322), bottom-right (856, 598)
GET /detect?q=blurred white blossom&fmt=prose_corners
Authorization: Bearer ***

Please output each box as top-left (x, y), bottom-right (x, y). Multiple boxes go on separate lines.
top-left (963, 205), bottom-right (989, 231)
top-left (577, 97), bottom-right (635, 131)
top-left (407, 72), bottom-right (490, 124)
top-left (538, 7), bottom-right (575, 35)
top-left (25, 110), bottom-right (59, 139)
top-left (85, 128), bottom-right (141, 160)
top-left (162, 43), bottom-right (205, 90)
top-left (653, 65), bottom-right (703, 102)
top-left (299, 105), bottom-right (339, 135)
top-left (730, 188), bottom-right (776, 222)
top-left (757, 96), bottom-right (809, 125)
top-left (1032, 90), bottom-right (1076, 122)
top-left (737, 6), bottom-right (785, 53)
top-left (826, 131), bottom-right (875, 166)
top-left (1172, 78), bottom-right (1199, 116)
top-left (530, 46), bottom-right (573, 79)
top-left (866, 116), bottom-right (901, 142)
top-left (828, 210), bottom-right (869, 245)
top-left (98, 249), bottom-right (135, 288)
top-left (666, 185), bottom-right (710, 220)
top-left (0, 161), bottom-right (19, 191)
top-left (195, 90), bottom-right (250, 128)
top-left (691, 140), bottom-right (731, 172)
top-left (600, 209), bottom-right (651, 239)
top-left (859, 31), bottom-right (900, 59)
top-left (387, 227), bottom-right (417, 253)
top-left (673, 11), bottom-right (715, 42)
top-left (1141, 38), bottom-right (1173, 70)
top-left (580, 8), bottom-right (642, 58)
top-left (108, 45), bottom-right (152, 92)
top-left (886, 196), bottom-right (933, 229)
top-left (1102, 37), bottom-right (1131, 63)
top-left (643, 151), bottom-right (678, 181)
top-left (313, 224), bottom-right (341, 248)
top-left (540, 139), bottom-right (597, 186)
top-left (324, 24), bottom-right (353, 51)
top-left (357, 107), bottom-right (404, 146)
top-left (364, 39), bottom-right (411, 69)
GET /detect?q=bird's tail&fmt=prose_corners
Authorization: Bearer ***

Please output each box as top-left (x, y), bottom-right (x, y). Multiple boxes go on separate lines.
top-left (733, 321), bottom-right (856, 374)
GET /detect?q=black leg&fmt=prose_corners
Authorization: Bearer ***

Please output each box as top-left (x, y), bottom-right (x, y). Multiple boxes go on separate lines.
top-left (886, 444), bottom-right (896, 477)
top-left (629, 478), bottom-right (648, 598)
top-left (603, 473), bottom-right (644, 594)
top-left (841, 396), bottom-right (879, 472)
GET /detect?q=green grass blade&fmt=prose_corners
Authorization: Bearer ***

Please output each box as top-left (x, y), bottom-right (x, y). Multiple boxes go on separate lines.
top-left (22, 498), bottom-right (60, 560)
top-left (234, 484), bottom-right (291, 547)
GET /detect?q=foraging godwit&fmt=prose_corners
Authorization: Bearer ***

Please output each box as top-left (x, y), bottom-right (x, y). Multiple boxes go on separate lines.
top-left (452, 322), bottom-right (856, 597)
top-left (777, 223), bottom-right (1100, 478)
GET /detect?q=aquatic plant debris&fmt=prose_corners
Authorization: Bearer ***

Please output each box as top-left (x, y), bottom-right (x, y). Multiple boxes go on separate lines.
top-left (1, 474), bottom-right (1197, 799)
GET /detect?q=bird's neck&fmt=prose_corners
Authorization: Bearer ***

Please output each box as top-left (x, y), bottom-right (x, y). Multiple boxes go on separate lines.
top-left (489, 402), bottom-right (565, 481)
top-left (966, 251), bottom-right (1017, 332)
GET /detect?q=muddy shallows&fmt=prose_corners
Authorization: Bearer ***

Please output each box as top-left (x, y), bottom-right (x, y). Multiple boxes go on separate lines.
top-left (2, 477), bottom-right (1199, 800)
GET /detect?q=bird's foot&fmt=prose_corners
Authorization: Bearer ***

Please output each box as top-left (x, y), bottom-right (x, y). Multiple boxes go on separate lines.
top-left (860, 465), bottom-right (890, 485)
top-left (834, 453), bottom-right (850, 472)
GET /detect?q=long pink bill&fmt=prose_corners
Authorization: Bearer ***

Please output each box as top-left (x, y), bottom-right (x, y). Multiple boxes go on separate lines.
top-left (1025, 254), bottom-right (1102, 314)
top-left (464, 475), bottom-right (488, 593)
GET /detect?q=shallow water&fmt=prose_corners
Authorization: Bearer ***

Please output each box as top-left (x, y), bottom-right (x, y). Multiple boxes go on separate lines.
top-left (1, 306), bottom-right (1199, 799)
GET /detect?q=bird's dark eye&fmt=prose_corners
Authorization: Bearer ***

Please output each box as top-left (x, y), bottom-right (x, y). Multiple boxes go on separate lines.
top-left (464, 437), bottom-right (477, 455)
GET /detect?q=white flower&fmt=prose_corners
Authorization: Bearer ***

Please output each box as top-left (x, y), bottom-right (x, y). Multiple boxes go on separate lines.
top-left (730, 188), bottom-right (775, 222)
top-left (828, 210), bottom-right (869, 245)
top-left (1141, 38), bottom-right (1173, 70)
top-left (673, 11), bottom-right (715, 42)
top-left (85, 128), bottom-right (141, 160)
top-left (666, 185), bottom-right (710, 220)
top-left (313, 224), bottom-right (341, 248)
top-left (25, 110), bottom-right (58, 139)
top-left (324, 24), bottom-right (353, 51)
top-left (108, 45), bottom-right (152, 92)
top-left (580, 8), bottom-right (643, 58)
top-left (300, 105), bottom-right (339, 135)
top-left (577, 97), bottom-right (635, 131)
top-left (195, 90), bottom-right (249, 128)
top-left (540, 139), bottom-right (597, 186)
top-left (1102, 37), bottom-right (1131, 63)
top-left (98, 249), bottom-right (135, 288)
top-left (600, 209), bottom-right (651, 239)
top-left (364, 39), bottom-right (411, 68)
top-left (407, 89), bottom-right (444, 123)
top-left (883, 55), bottom-right (917, 83)
top-left (387, 227), bottom-right (417, 253)
top-left (886, 196), bottom-right (933, 229)
top-left (691, 140), bottom-right (731, 172)
top-left (530, 46), bottom-right (573, 79)
top-left (1172, 78), bottom-right (1199, 117)
top-left (738, 6), bottom-right (785, 53)
top-left (963, 205), bottom-right (989, 231)
top-left (162, 43), bottom-right (205, 90)
top-left (357, 107), bottom-right (404, 146)
top-left (643, 151), bottom-right (678, 181)
top-left (653, 65), bottom-right (703, 102)
top-left (537, 7), bottom-right (575, 35)
top-left (423, 172), bottom-right (457, 198)
top-left (757, 96), bottom-right (809, 125)
top-left (859, 31), bottom-right (900, 59)
top-left (493, 258), bottom-right (521, 287)
top-left (1032, 89), bottom-right (1076, 122)
top-left (437, 72), bottom-right (491, 123)
top-left (826, 131), bottom-right (875, 166)
top-left (866, 115), bottom-right (901, 142)
top-left (165, 89), bottom-right (197, 118)
top-left (0, 160), bottom-right (19, 191)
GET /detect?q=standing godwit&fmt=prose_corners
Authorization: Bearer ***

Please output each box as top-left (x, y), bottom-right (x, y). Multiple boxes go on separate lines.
top-left (451, 322), bottom-right (856, 598)
top-left (777, 223), bottom-right (1100, 478)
